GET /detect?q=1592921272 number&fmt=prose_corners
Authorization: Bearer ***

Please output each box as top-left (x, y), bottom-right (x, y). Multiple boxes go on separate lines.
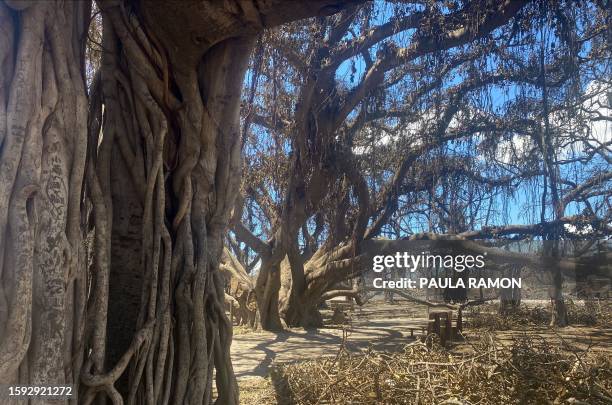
top-left (3, 385), bottom-right (73, 398)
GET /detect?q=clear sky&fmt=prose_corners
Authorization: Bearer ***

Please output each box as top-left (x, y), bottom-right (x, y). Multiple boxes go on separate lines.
top-left (239, 0), bottom-right (610, 250)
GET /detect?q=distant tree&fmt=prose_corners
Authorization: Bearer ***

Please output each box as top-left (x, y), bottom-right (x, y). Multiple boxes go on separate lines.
top-left (232, 0), bottom-right (611, 329)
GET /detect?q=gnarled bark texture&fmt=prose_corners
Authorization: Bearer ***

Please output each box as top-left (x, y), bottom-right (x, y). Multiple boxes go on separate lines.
top-left (84, 1), bottom-right (364, 404)
top-left (86, 4), bottom-right (253, 400)
top-left (0, 1), bottom-right (89, 402)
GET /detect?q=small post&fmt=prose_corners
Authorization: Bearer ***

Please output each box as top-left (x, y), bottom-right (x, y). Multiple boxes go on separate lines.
top-left (445, 311), bottom-right (453, 343)
top-left (428, 312), bottom-right (441, 337)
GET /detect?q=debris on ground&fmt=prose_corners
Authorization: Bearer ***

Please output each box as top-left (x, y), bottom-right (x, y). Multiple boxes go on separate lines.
top-left (273, 333), bottom-right (612, 404)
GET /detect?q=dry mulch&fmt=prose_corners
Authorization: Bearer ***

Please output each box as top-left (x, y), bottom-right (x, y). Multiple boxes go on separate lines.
top-left (272, 333), bottom-right (612, 404)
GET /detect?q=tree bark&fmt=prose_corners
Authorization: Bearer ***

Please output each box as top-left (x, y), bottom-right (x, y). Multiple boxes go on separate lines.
top-left (220, 249), bottom-right (257, 327)
top-left (279, 256), bottom-right (325, 329)
top-left (83, 3), bottom-right (257, 400)
top-left (255, 259), bottom-right (284, 331)
top-left (280, 245), bottom-right (360, 328)
top-left (0, 1), bottom-right (89, 403)
top-left (549, 264), bottom-right (568, 327)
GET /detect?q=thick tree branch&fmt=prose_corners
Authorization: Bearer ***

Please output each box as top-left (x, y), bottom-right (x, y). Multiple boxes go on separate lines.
top-left (231, 222), bottom-right (270, 256)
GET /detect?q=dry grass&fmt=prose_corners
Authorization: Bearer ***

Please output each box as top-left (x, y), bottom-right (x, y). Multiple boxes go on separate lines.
top-left (566, 299), bottom-right (612, 326)
top-left (465, 299), bottom-right (612, 330)
top-left (239, 376), bottom-right (278, 404)
top-left (272, 333), bottom-right (612, 404)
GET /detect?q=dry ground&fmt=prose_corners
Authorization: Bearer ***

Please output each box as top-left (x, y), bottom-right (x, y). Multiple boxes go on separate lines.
top-left (232, 300), bottom-right (612, 404)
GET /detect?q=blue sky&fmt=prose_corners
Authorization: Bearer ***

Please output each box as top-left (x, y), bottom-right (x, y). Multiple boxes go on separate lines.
top-left (239, 0), bottom-right (610, 248)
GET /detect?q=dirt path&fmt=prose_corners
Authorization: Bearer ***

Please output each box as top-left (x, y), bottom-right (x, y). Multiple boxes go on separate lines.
top-left (232, 303), bottom-right (425, 379)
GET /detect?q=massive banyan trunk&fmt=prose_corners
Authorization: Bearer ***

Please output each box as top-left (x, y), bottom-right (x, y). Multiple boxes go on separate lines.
top-left (280, 275), bottom-right (326, 328)
top-left (280, 242), bottom-right (362, 328)
top-left (253, 139), bottom-right (338, 330)
top-left (280, 254), bottom-right (323, 328)
top-left (93, 0), bottom-right (363, 397)
top-left (82, 2), bottom-right (252, 403)
top-left (278, 158), bottom-right (369, 329)
top-left (0, 0), bottom-right (89, 400)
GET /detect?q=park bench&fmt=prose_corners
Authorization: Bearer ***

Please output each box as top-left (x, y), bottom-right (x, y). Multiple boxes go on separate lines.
top-left (404, 309), bottom-right (463, 346)
top-left (426, 310), bottom-right (463, 347)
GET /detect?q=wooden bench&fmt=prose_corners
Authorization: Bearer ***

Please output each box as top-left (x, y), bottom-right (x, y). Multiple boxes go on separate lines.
top-left (427, 310), bottom-right (463, 347)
